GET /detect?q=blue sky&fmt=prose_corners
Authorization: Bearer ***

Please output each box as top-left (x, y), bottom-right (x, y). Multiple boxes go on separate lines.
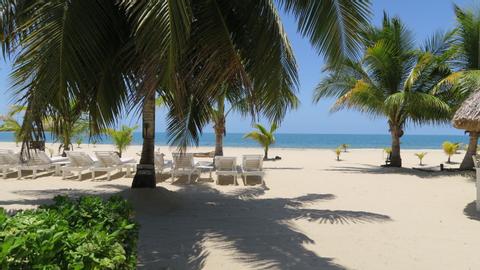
top-left (0, 0), bottom-right (475, 135)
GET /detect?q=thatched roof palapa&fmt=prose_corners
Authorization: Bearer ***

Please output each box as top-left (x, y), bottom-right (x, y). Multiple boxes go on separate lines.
top-left (452, 89), bottom-right (480, 132)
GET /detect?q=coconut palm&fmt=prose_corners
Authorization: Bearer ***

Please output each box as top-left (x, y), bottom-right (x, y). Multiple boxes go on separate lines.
top-left (0, 105), bottom-right (26, 146)
top-left (244, 123), bottom-right (278, 160)
top-left (0, 0), bottom-right (371, 187)
top-left (314, 14), bottom-right (457, 167)
top-left (415, 152), bottom-right (427, 166)
top-left (442, 141), bottom-right (458, 163)
top-left (445, 5), bottom-right (480, 169)
top-left (107, 125), bottom-right (137, 158)
top-left (335, 148), bottom-right (342, 161)
top-left (212, 83), bottom-right (298, 156)
top-left (340, 144), bottom-right (350, 152)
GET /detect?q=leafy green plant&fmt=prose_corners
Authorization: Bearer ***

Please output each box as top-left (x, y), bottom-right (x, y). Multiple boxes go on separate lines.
top-left (340, 144), bottom-right (350, 152)
top-left (442, 141), bottom-right (458, 163)
top-left (335, 148), bottom-right (342, 161)
top-left (415, 152), bottom-right (427, 166)
top-left (244, 123), bottom-right (278, 160)
top-left (108, 125), bottom-right (138, 157)
top-left (0, 195), bottom-right (138, 269)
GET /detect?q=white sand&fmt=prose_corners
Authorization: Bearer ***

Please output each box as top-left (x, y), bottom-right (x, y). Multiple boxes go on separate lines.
top-left (0, 141), bottom-right (479, 269)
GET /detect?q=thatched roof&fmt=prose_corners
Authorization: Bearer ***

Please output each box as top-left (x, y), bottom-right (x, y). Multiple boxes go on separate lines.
top-left (453, 89), bottom-right (480, 131)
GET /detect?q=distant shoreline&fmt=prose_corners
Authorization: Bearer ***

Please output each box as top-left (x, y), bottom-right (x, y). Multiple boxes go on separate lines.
top-left (0, 132), bottom-right (470, 149)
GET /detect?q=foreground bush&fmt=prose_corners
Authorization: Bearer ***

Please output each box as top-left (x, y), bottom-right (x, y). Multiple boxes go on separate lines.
top-left (0, 195), bottom-right (138, 269)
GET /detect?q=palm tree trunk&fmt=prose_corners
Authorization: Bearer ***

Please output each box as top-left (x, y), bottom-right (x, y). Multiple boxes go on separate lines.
top-left (132, 90), bottom-right (156, 188)
top-left (264, 146), bottom-right (268, 160)
top-left (213, 96), bottom-right (225, 157)
top-left (460, 131), bottom-right (478, 170)
top-left (214, 122), bottom-right (224, 156)
top-left (389, 126), bottom-right (402, 167)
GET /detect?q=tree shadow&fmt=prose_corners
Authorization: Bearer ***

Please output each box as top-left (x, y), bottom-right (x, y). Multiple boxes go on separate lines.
top-left (464, 201), bottom-right (480, 221)
top-left (130, 185), bottom-right (391, 269)
top-left (324, 164), bottom-right (475, 180)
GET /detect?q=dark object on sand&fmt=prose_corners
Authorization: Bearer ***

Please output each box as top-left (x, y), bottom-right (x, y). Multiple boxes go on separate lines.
top-left (275, 156), bottom-right (282, 160)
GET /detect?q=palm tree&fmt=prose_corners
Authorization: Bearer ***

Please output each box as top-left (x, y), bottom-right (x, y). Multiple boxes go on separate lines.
top-left (314, 14), bottom-right (457, 167)
top-left (0, 105), bottom-right (26, 146)
top-left (0, 0), bottom-right (371, 188)
top-left (244, 123), bottom-right (278, 160)
top-left (415, 152), bottom-right (427, 166)
top-left (107, 125), bottom-right (137, 157)
top-left (442, 141), bottom-right (458, 163)
top-left (446, 5), bottom-right (480, 169)
top-left (212, 83), bottom-right (298, 156)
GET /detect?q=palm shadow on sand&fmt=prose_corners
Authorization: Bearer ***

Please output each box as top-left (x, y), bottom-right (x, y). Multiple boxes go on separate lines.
top-left (464, 201), bottom-right (480, 221)
top-left (127, 185), bottom-right (391, 270)
top-left (325, 164), bottom-right (475, 180)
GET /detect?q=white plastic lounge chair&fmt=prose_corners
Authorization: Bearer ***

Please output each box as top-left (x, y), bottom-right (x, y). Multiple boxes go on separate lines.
top-left (0, 149), bottom-right (19, 179)
top-left (63, 152), bottom-right (116, 180)
top-left (95, 151), bottom-right (136, 177)
top-left (172, 153), bottom-right (199, 184)
top-left (241, 155), bottom-right (265, 185)
top-left (18, 151), bottom-right (58, 179)
top-left (214, 156), bottom-right (238, 185)
top-left (155, 152), bottom-right (172, 175)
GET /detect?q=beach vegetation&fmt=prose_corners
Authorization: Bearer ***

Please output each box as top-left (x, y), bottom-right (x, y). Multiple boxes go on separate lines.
top-left (0, 105), bottom-right (26, 146)
top-left (0, 0), bottom-right (371, 188)
top-left (442, 141), bottom-right (458, 163)
top-left (0, 195), bottom-right (138, 269)
top-left (107, 125), bottom-right (137, 158)
top-left (244, 123), bottom-right (278, 160)
top-left (415, 152), bottom-right (427, 166)
top-left (212, 83), bottom-right (298, 157)
top-left (446, 5), bottom-right (480, 169)
top-left (315, 14), bottom-right (458, 167)
top-left (340, 144), bottom-right (350, 152)
top-left (335, 148), bottom-right (342, 161)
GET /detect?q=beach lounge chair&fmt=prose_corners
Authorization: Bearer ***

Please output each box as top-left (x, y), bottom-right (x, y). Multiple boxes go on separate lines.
top-left (17, 151), bottom-right (63, 179)
top-left (214, 156), bottom-right (238, 185)
top-left (155, 152), bottom-right (172, 175)
top-left (62, 151), bottom-right (115, 180)
top-left (241, 155), bottom-right (265, 185)
top-left (172, 153), bottom-right (199, 184)
top-left (95, 151), bottom-right (136, 177)
top-left (0, 149), bottom-right (19, 179)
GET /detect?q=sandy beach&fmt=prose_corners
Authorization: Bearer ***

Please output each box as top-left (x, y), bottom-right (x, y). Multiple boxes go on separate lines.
top-left (0, 141), bottom-right (479, 269)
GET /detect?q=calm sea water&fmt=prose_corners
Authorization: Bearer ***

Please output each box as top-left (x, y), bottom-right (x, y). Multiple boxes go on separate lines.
top-left (0, 132), bottom-right (470, 149)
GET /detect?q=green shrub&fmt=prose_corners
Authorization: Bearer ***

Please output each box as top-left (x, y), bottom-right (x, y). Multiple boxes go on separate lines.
top-left (0, 195), bottom-right (138, 269)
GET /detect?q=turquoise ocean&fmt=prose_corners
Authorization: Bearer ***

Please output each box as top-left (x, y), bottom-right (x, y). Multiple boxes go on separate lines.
top-left (0, 132), bottom-right (470, 149)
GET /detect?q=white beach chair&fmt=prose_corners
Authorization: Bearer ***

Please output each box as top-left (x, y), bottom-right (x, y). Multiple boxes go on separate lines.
top-left (95, 151), bottom-right (136, 177)
top-left (172, 153), bottom-right (199, 184)
top-left (0, 149), bottom-right (20, 179)
top-left (155, 152), bottom-right (172, 175)
top-left (241, 155), bottom-right (265, 186)
top-left (215, 156), bottom-right (238, 185)
top-left (63, 152), bottom-right (115, 180)
top-left (17, 151), bottom-right (58, 179)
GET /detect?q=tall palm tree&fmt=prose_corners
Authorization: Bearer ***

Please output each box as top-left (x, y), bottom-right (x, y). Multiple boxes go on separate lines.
top-left (0, 0), bottom-right (371, 187)
top-left (314, 14), bottom-right (458, 167)
top-left (448, 5), bottom-right (480, 169)
top-left (244, 123), bottom-right (278, 160)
